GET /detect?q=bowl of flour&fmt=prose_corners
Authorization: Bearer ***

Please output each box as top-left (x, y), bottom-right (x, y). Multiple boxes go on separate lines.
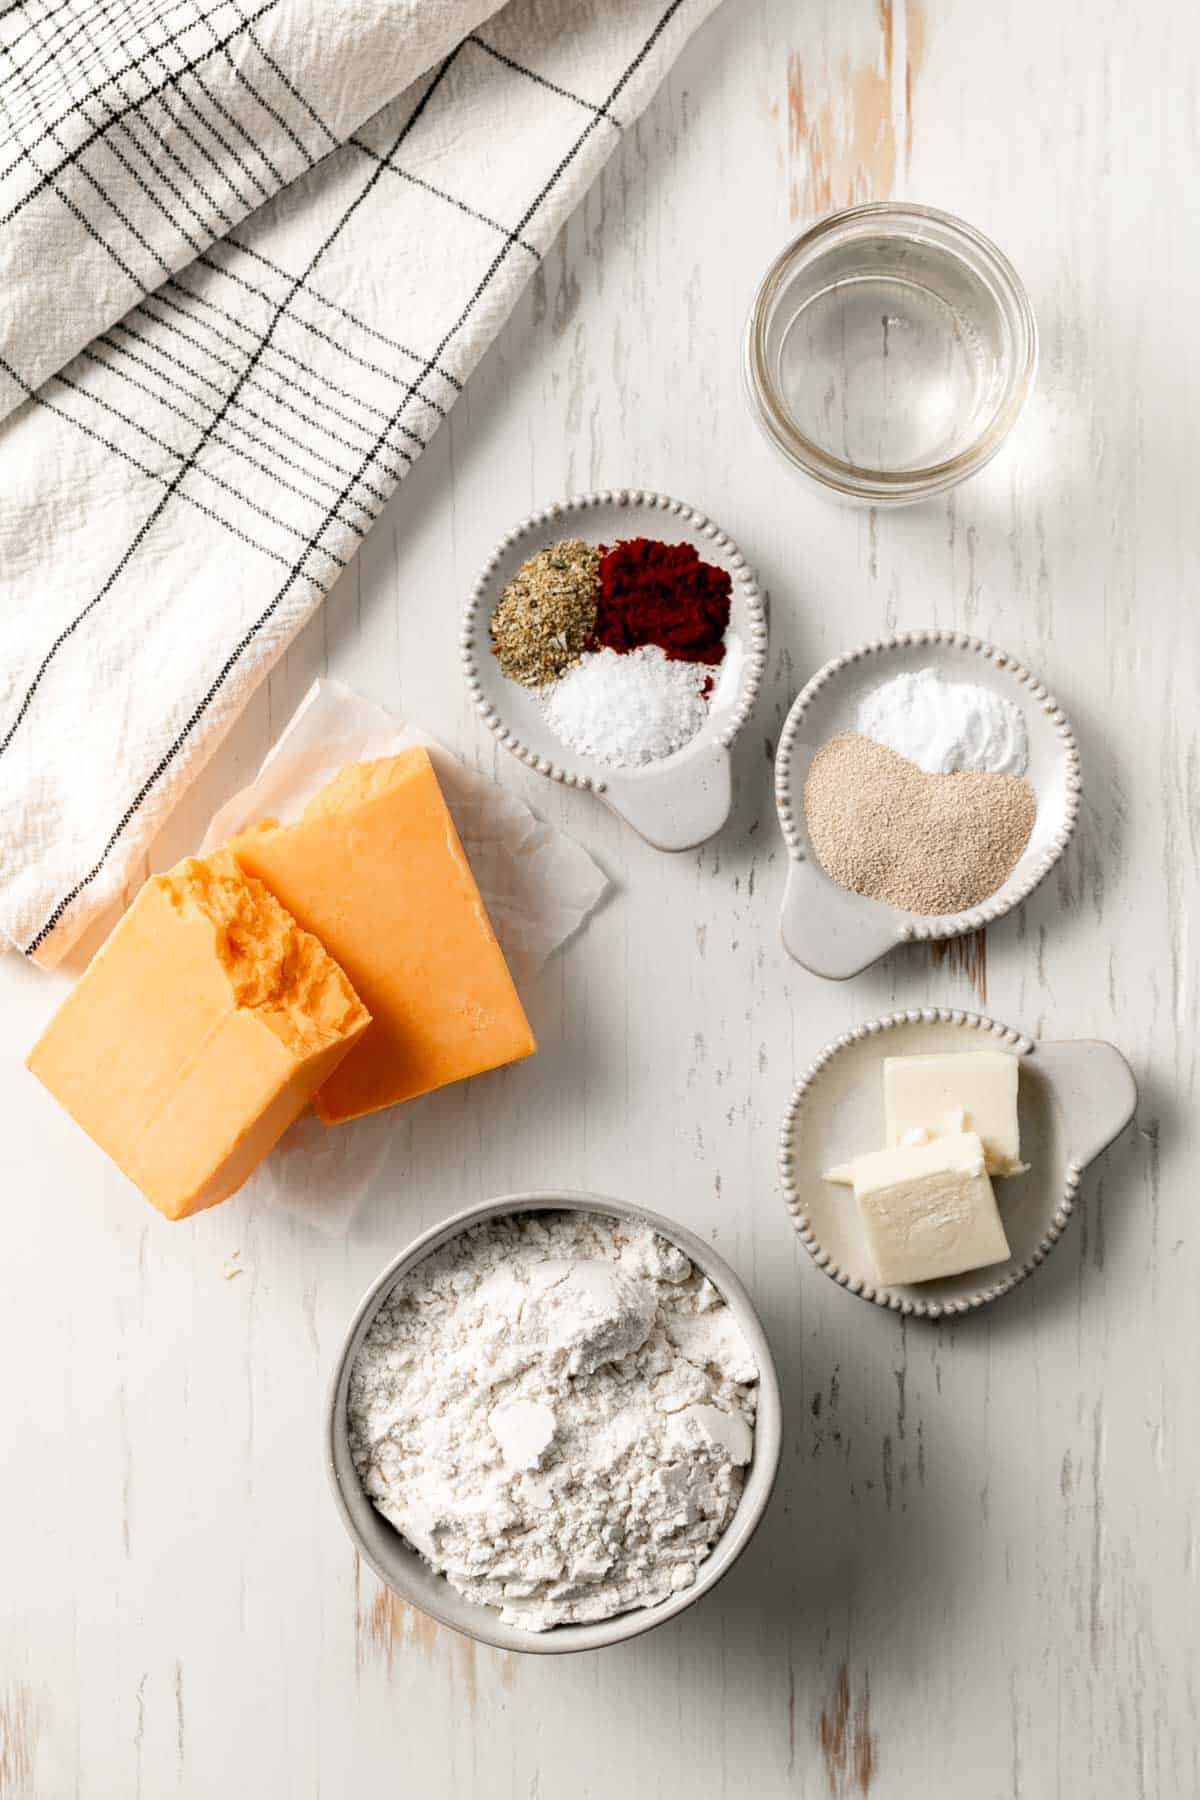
top-left (325, 1192), bottom-right (782, 1654)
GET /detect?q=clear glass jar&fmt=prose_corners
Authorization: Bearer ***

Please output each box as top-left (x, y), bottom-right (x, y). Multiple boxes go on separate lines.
top-left (743, 203), bottom-right (1038, 505)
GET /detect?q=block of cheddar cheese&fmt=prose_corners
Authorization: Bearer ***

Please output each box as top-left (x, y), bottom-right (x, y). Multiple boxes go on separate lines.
top-left (26, 850), bottom-right (371, 1220)
top-left (229, 749), bottom-right (536, 1124)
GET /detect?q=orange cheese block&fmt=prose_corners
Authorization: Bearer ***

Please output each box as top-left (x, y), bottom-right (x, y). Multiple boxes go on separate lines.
top-left (26, 850), bottom-right (371, 1220)
top-left (229, 748), bottom-right (536, 1124)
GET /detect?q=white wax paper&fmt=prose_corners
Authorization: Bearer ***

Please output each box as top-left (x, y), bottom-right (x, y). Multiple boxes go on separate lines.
top-left (199, 679), bottom-right (608, 1234)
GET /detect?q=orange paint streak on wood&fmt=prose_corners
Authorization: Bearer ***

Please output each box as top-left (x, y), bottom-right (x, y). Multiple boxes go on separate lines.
top-left (818, 1664), bottom-right (849, 1792)
top-left (352, 1562), bottom-right (514, 1701)
top-left (929, 927), bottom-right (989, 1002)
top-left (854, 1679), bottom-right (877, 1793)
top-left (818, 1664), bottom-right (878, 1795)
top-left (878, 0), bottom-right (894, 78)
top-left (905, 1), bottom-right (928, 170)
top-left (367, 1591), bottom-right (446, 1670)
top-left (356, 1585), bottom-right (438, 1678)
top-left (786, 0), bottom-right (926, 222)
top-left (0, 1684), bottom-right (37, 1799)
top-left (786, 20), bottom-right (894, 222)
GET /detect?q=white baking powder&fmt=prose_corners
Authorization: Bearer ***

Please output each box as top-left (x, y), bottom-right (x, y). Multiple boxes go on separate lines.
top-left (541, 644), bottom-right (710, 767)
top-left (348, 1211), bottom-right (758, 1632)
top-left (855, 666), bottom-right (1029, 775)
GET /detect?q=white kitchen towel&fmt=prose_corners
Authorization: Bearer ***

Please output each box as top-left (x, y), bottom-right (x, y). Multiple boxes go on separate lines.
top-left (0, 0), bottom-right (719, 966)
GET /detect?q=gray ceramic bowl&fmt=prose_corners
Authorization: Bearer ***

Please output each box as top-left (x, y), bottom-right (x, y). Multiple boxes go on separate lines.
top-left (324, 1190), bottom-right (783, 1655)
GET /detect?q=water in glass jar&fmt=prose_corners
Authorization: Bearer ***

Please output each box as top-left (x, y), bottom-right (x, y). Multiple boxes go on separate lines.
top-left (773, 233), bottom-right (1010, 475)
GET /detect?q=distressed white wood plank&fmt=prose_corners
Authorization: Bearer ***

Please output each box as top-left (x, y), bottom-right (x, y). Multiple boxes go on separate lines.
top-left (1, 0), bottom-right (1197, 1794)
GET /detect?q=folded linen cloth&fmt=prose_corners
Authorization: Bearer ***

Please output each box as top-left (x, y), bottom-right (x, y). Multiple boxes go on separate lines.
top-left (0, 0), bottom-right (719, 965)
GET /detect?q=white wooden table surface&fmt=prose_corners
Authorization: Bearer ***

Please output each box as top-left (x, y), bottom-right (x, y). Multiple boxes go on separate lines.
top-left (3, 2), bottom-right (1196, 1794)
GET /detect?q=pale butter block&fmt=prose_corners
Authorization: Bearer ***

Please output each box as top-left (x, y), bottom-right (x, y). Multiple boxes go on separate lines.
top-left (884, 1050), bottom-right (1023, 1176)
top-left (845, 1131), bottom-right (1011, 1286)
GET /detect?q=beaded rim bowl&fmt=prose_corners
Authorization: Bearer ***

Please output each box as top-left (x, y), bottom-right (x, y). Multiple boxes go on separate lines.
top-left (774, 630), bottom-right (1082, 978)
top-left (778, 1009), bottom-right (1137, 1320)
top-left (461, 490), bottom-right (768, 851)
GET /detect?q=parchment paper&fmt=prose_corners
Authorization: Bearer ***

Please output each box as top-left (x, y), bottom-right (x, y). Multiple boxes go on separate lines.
top-left (199, 679), bottom-right (609, 1234)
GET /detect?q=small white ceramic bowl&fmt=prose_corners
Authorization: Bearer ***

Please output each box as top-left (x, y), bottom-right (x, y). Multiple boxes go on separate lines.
top-left (325, 1190), bottom-right (783, 1655)
top-left (778, 1009), bottom-right (1137, 1319)
top-left (461, 491), bottom-right (767, 851)
top-left (775, 630), bottom-right (1081, 978)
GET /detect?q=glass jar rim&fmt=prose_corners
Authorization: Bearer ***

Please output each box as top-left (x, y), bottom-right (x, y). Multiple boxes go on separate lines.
top-left (743, 202), bottom-right (1038, 503)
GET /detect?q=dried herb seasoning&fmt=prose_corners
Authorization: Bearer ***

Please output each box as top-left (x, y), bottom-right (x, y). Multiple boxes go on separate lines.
top-left (489, 540), bottom-right (600, 688)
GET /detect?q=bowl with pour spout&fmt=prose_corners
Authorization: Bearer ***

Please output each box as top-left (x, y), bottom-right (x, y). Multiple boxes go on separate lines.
top-left (461, 491), bottom-right (768, 851)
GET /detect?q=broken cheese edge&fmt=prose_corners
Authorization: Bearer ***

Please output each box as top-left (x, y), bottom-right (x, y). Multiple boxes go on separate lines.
top-left (843, 1131), bottom-right (1011, 1286)
top-left (230, 748), bottom-right (535, 1124)
top-left (26, 850), bottom-right (370, 1221)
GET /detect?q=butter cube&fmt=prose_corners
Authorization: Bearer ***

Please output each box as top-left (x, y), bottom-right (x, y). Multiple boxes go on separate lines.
top-left (843, 1131), bottom-right (1011, 1286)
top-left (27, 851), bottom-right (370, 1220)
top-left (884, 1050), bottom-right (1023, 1176)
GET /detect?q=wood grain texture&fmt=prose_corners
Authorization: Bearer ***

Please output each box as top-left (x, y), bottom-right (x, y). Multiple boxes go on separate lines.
top-left (1, 0), bottom-right (1197, 1793)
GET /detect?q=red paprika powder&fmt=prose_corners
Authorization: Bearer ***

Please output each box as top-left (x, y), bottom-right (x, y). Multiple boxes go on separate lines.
top-left (592, 538), bottom-right (731, 666)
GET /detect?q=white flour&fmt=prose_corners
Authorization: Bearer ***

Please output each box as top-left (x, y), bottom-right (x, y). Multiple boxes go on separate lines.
top-left (541, 644), bottom-right (710, 766)
top-left (348, 1211), bottom-right (758, 1632)
top-left (855, 666), bottom-right (1029, 775)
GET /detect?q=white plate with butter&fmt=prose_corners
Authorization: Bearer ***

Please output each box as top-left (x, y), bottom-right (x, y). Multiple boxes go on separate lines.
top-left (775, 631), bottom-right (1081, 978)
top-left (461, 490), bottom-right (767, 851)
top-left (778, 1010), bottom-right (1137, 1318)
